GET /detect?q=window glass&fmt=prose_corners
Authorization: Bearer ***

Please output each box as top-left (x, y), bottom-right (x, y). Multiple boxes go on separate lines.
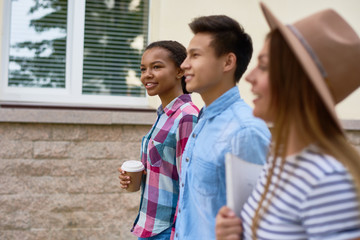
top-left (8, 0), bottom-right (67, 88)
top-left (82, 0), bottom-right (148, 97)
top-left (5, 0), bottom-right (148, 104)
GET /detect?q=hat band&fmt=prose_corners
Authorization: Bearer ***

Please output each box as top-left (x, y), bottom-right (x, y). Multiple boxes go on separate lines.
top-left (286, 24), bottom-right (328, 79)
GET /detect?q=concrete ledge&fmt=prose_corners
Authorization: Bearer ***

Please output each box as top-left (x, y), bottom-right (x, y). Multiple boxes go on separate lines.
top-left (1, 107), bottom-right (359, 130)
top-left (342, 120), bottom-right (360, 130)
top-left (0, 108), bottom-right (156, 125)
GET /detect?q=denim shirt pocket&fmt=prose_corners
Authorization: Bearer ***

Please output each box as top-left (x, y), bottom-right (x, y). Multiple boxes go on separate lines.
top-left (192, 157), bottom-right (219, 196)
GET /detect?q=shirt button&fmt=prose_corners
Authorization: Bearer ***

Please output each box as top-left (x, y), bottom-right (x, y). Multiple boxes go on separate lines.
top-left (186, 157), bottom-right (189, 162)
top-left (176, 233), bottom-right (178, 238)
top-left (178, 208), bottom-right (181, 213)
top-left (182, 183), bottom-right (184, 187)
top-left (192, 133), bottom-right (196, 138)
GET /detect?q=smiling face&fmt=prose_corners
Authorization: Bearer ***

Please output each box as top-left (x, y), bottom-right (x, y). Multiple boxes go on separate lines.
top-left (181, 33), bottom-right (233, 105)
top-left (140, 47), bottom-right (183, 106)
top-left (245, 40), bottom-right (274, 122)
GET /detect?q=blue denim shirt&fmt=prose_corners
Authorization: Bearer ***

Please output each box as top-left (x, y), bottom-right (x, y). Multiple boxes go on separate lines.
top-left (174, 86), bottom-right (271, 239)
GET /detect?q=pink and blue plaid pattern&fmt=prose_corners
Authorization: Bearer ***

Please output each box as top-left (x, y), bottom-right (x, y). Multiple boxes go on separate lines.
top-left (132, 94), bottom-right (199, 238)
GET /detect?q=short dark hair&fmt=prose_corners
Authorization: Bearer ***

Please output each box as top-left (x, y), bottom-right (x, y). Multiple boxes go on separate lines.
top-left (145, 40), bottom-right (189, 94)
top-left (189, 15), bottom-right (253, 82)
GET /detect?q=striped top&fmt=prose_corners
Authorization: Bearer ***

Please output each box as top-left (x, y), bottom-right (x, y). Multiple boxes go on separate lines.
top-left (132, 94), bottom-right (199, 238)
top-left (241, 145), bottom-right (360, 240)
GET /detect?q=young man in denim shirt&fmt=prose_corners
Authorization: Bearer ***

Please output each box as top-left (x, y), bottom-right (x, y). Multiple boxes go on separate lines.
top-left (173, 15), bottom-right (271, 239)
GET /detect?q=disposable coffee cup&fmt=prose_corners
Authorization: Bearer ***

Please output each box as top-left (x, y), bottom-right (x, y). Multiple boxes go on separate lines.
top-left (121, 160), bottom-right (145, 192)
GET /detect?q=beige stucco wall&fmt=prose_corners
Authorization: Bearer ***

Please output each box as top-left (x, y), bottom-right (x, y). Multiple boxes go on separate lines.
top-left (148, 0), bottom-right (360, 120)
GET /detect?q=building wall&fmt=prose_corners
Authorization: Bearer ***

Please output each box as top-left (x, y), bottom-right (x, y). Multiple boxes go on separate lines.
top-left (1, 1), bottom-right (360, 239)
top-left (0, 113), bottom-right (360, 239)
top-left (148, 0), bottom-right (360, 120)
top-left (0, 108), bottom-right (157, 240)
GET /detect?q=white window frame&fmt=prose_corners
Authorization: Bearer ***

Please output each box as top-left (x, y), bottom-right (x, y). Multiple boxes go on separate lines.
top-left (1, 0), bottom-right (148, 108)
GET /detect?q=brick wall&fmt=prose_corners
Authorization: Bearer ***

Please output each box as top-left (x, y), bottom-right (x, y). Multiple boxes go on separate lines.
top-left (0, 122), bottom-right (149, 240)
top-left (0, 118), bottom-right (359, 240)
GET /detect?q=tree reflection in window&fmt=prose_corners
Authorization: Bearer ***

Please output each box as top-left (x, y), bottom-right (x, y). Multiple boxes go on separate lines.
top-left (9, 0), bottom-right (67, 88)
top-left (8, 0), bottom-right (148, 97)
top-left (82, 0), bottom-right (148, 97)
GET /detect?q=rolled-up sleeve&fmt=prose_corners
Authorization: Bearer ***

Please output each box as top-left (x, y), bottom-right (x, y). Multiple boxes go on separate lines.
top-left (230, 125), bottom-right (270, 165)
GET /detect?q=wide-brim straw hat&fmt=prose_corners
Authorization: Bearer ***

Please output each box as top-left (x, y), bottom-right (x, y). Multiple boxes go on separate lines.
top-left (260, 2), bottom-right (360, 129)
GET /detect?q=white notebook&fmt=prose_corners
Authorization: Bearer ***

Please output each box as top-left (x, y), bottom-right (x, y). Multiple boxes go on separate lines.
top-left (225, 153), bottom-right (263, 217)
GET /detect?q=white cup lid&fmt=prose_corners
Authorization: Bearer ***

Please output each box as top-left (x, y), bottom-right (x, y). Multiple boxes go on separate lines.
top-left (121, 160), bottom-right (144, 172)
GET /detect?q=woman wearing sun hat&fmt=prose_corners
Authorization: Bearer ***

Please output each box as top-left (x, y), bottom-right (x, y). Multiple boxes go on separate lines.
top-left (215, 2), bottom-right (360, 240)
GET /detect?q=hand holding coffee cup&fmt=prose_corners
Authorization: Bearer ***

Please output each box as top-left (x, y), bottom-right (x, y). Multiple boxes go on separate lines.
top-left (119, 160), bottom-right (145, 192)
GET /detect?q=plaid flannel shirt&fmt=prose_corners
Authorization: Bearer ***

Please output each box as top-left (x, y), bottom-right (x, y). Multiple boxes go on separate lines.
top-left (132, 94), bottom-right (199, 238)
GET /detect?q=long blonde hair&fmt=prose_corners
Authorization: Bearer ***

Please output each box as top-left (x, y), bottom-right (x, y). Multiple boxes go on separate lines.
top-left (251, 29), bottom-right (360, 239)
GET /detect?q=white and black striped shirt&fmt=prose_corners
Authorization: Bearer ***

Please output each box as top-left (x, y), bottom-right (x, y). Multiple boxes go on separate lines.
top-left (241, 145), bottom-right (360, 240)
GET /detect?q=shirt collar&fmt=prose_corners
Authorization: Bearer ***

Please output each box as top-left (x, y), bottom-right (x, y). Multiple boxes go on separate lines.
top-left (201, 86), bottom-right (241, 119)
top-left (157, 94), bottom-right (192, 117)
